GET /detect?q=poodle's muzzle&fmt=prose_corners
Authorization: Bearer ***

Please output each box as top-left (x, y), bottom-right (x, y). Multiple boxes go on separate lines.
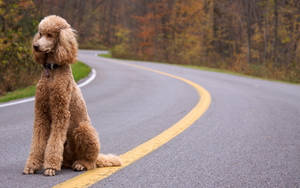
top-left (33, 34), bottom-right (56, 53)
top-left (33, 44), bottom-right (41, 52)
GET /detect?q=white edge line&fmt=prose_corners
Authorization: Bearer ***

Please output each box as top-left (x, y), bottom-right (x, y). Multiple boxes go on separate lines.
top-left (0, 68), bottom-right (96, 108)
top-left (0, 97), bottom-right (35, 108)
top-left (78, 69), bottom-right (96, 88)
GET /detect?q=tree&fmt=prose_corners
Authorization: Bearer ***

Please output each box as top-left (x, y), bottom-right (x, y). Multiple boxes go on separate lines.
top-left (0, 0), bottom-right (40, 94)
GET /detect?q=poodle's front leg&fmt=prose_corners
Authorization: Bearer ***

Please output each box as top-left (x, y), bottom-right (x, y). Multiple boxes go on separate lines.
top-left (23, 82), bottom-right (50, 174)
top-left (43, 88), bottom-right (71, 176)
top-left (23, 113), bottom-right (51, 174)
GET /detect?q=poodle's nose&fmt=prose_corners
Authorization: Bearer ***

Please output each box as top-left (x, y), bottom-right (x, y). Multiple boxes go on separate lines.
top-left (33, 44), bottom-right (39, 51)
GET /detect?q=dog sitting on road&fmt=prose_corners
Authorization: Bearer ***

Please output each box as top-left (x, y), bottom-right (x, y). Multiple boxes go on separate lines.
top-left (23, 15), bottom-right (121, 176)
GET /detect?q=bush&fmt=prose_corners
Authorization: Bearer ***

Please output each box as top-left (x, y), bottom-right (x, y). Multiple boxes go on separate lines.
top-left (0, 0), bottom-right (41, 95)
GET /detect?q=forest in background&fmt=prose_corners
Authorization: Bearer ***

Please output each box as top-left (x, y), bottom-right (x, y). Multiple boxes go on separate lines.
top-left (0, 0), bottom-right (300, 95)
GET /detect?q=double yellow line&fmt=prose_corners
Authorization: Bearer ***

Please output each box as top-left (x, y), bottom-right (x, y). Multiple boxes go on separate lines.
top-left (54, 62), bottom-right (211, 188)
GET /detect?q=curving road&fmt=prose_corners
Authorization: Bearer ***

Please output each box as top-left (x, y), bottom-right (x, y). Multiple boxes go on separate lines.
top-left (0, 50), bottom-right (299, 188)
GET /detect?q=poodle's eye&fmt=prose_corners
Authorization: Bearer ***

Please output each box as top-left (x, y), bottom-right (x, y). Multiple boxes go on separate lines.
top-left (39, 32), bottom-right (42, 37)
top-left (47, 33), bottom-right (53, 38)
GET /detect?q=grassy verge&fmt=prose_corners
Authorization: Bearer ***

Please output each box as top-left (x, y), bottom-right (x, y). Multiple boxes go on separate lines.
top-left (98, 53), bottom-right (299, 84)
top-left (98, 52), bottom-right (112, 58)
top-left (0, 61), bottom-right (91, 103)
top-left (179, 65), bottom-right (257, 79)
top-left (71, 61), bottom-right (91, 82)
top-left (178, 65), bottom-right (299, 84)
top-left (0, 85), bottom-right (36, 103)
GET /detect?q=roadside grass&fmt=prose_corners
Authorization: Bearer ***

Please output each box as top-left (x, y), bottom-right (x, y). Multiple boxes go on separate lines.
top-left (98, 52), bottom-right (299, 84)
top-left (180, 65), bottom-right (257, 79)
top-left (0, 61), bottom-right (91, 103)
top-left (177, 65), bottom-right (299, 85)
top-left (0, 85), bottom-right (36, 103)
top-left (98, 52), bottom-right (112, 58)
top-left (71, 61), bottom-right (91, 82)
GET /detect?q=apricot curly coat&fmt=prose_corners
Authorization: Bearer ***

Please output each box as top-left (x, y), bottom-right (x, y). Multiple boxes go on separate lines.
top-left (23, 15), bottom-right (121, 176)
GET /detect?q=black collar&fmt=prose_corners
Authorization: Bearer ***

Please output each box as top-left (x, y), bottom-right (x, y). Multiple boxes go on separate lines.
top-left (43, 63), bottom-right (60, 70)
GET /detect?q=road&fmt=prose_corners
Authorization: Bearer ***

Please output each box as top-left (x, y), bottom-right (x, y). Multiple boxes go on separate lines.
top-left (0, 50), bottom-right (299, 188)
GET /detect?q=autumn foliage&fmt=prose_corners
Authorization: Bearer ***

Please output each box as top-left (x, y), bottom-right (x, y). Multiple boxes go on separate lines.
top-left (111, 0), bottom-right (300, 83)
top-left (35, 0), bottom-right (300, 83)
top-left (0, 0), bottom-right (41, 95)
top-left (0, 0), bottom-right (299, 95)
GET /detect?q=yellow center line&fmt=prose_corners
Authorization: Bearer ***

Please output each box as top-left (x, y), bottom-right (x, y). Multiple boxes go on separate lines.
top-left (54, 61), bottom-right (211, 188)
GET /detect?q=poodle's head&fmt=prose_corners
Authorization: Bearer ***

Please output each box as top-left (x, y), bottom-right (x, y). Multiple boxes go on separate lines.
top-left (33, 15), bottom-right (78, 65)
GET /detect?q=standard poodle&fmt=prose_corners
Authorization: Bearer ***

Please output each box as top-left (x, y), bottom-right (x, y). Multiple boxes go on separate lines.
top-left (23, 15), bottom-right (121, 176)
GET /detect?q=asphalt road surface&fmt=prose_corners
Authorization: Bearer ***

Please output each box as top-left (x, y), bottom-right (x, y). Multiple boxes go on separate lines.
top-left (0, 50), bottom-right (299, 188)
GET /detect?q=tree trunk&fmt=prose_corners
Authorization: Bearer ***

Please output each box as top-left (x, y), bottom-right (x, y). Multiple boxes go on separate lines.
top-left (273, 0), bottom-right (279, 65)
top-left (246, 0), bottom-right (252, 64)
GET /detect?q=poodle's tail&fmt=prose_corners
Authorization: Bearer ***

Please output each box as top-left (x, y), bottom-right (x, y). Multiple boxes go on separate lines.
top-left (96, 154), bottom-right (122, 167)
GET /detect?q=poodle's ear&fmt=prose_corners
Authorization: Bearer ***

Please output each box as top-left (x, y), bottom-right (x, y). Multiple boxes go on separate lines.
top-left (54, 28), bottom-right (78, 64)
top-left (32, 33), bottom-right (45, 64)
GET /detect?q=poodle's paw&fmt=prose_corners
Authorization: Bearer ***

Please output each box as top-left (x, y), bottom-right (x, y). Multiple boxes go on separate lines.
top-left (23, 167), bottom-right (35, 175)
top-left (23, 160), bottom-right (42, 175)
top-left (72, 161), bottom-right (86, 171)
top-left (44, 168), bottom-right (56, 176)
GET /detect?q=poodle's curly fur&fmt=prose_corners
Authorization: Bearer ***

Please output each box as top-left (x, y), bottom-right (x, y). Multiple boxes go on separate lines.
top-left (23, 15), bottom-right (121, 176)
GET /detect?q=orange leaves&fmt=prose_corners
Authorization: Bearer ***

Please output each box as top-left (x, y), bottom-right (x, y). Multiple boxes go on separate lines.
top-left (135, 14), bottom-right (155, 45)
top-left (18, 0), bottom-right (34, 9)
top-left (132, 0), bottom-right (170, 59)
